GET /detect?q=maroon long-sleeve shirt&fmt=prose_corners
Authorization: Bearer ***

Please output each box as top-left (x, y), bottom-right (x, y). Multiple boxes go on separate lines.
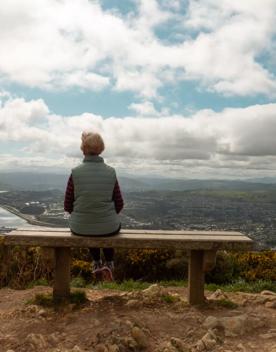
top-left (64, 174), bottom-right (124, 214)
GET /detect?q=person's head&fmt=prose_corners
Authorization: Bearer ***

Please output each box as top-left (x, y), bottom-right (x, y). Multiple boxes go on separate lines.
top-left (80, 131), bottom-right (105, 156)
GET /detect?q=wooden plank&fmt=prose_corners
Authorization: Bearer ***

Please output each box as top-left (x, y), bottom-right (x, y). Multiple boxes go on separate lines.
top-left (4, 229), bottom-right (253, 238)
top-left (3, 231), bottom-right (252, 243)
top-left (53, 247), bottom-right (71, 301)
top-left (188, 250), bottom-right (205, 305)
top-left (124, 229), bottom-right (244, 236)
top-left (14, 227), bottom-right (245, 237)
top-left (1, 232), bottom-right (253, 251)
top-left (5, 230), bottom-right (252, 241)
top-left (14, 227), bottom-right (69, 232)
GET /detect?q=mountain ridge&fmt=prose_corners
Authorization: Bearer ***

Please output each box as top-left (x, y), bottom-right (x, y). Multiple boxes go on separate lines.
top-left (1, 172), bottom-right (276, 192)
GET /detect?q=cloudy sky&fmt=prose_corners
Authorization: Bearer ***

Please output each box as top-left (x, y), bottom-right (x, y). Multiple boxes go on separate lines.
top-left (1, 0), bottom-right (276, 179)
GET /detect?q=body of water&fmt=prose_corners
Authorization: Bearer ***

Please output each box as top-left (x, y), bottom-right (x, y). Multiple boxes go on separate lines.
top-left (0, 206), bottom-right (33, 228)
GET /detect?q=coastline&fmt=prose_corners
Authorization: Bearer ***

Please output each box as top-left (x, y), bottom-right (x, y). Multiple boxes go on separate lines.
top-left (0, 204), bottom-right (59, 228)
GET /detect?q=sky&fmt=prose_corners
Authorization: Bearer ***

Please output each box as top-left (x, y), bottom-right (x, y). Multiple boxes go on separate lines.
top-left (1, 0), bottom-right (276, 179)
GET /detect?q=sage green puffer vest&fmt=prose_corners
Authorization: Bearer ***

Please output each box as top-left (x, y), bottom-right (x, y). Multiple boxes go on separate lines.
top-left (69, 155), bottom-right (121, 235)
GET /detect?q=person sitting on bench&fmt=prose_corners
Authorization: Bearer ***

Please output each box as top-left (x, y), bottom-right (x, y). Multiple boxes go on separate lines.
top-left (64, 131), bottom-right (124, 279)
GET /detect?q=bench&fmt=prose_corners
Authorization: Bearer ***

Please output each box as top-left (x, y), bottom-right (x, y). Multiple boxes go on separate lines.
top-left (0, 228), bottom-right (253, 305)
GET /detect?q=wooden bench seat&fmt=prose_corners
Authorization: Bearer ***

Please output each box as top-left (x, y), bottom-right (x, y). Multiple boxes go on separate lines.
top-left (0, 228), bottom-right (253, 305)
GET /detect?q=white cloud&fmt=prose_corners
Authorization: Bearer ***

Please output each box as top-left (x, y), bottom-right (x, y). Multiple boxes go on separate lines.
top-left (55, 71), bottom-right (110, 91)
top-left (0, 0), bottom-right (275, 97)
top-left (0, 90), bottom-right (13, 108)
top-left (114, 69), bottom-right (162, 98)
top-left (129, 101), bottom-right (160, 115)
top-left (0, 98), bottom-right (48, 129)
top-left (0, 90), bottom-right (12, 99)
top-left (0, 153), bottom-right (76, 172)
top-left (135, 0), bottom-right (172, 30)
top-left (1, 96), bottom-right (276, 177)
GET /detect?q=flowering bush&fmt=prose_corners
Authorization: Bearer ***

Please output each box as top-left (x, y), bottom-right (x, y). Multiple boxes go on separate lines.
top-left (234, 250), bottom-right (276, 281)
top-left (0, 242), bottom-right (275, 288)
top-left (206, 250), bottom-right (276, 284)
top-left (115, 248), bottom-right (188, 281)
top-left (0, 245), bottom-right (52, 288)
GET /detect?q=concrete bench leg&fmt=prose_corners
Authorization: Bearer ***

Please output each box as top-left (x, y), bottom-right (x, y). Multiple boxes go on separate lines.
top-left (188, 250), bottom-right (205, 305)
top-left (53, 247), bottom-right (71, 301)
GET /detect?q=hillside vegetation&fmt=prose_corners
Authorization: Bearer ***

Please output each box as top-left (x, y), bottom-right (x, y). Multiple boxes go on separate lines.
top-left (0, 244), bottom-right (275, 290)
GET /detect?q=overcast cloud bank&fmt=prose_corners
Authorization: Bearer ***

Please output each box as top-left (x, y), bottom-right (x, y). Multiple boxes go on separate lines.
top-left (1, 94), bottom-right (276, 178)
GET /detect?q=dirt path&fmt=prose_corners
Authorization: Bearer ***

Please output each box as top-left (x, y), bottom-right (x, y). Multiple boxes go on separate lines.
top-left (0, 286), bottom-right (275, 352)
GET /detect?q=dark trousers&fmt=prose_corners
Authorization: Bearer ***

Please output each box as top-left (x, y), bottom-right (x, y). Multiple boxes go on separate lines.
top-left (89, 225), bottom-right (121, 262)
top-left (72, 225), bottom-right (121, 262)
top-left (90, 247), bottom-right (114, 262)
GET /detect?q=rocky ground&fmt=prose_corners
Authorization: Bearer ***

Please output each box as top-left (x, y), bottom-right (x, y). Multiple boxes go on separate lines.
top-left (0, 285), bottom-right (276, 352)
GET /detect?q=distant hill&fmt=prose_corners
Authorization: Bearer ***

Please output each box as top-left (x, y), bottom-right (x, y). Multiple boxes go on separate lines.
top-left (244, 177), bottom-right (276, 184)
top-left (120, 176), bottom-right (276, 192)
top-left (0, 172), bottom-right (68, 191)
top-left (0, 172), bottom-right (148, 192)
top-left (0, 181), bottom-right (13, 191)
top-left (1, 172), bottom-right (276, 192)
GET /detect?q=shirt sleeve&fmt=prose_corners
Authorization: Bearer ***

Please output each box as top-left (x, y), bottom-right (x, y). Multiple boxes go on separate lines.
top-left (112, 179), bottom-right (124, 214)
top-left (64, 174), bottom-right (74, 213)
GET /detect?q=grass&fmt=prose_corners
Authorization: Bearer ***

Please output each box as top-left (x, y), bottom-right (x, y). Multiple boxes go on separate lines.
top-left (28, 290), bottom-right (88, 308)
top-left (158, 280), bottom-right (188, 287)
top-left (206, 279), bottom-right (276, 293)
top-left (214, 299), bottom-right (238, 309)
top-left (87, 279), bottom-right (150, 291)
top-left (70, 277), bottom-right (86, 288)
top-left (161, 294), bottom-right (177, 304)
top-left (26, 278), bottom-right (49, 288)
top-left (86, 279), bottom-right (188, 291)
top-left (87, 278), bottom-right (275, 294)
top-left (25, 277), bottom-right (276, 298)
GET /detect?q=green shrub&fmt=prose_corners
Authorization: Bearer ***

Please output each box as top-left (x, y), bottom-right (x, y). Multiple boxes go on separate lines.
top-left (161, 294), bottom-right (177, 304)
top-left (205, 251), bottom-right (240, 284)
top-left (27, 278), bottom-right (49, 288)
top-left (206, 250), bottom-right (276, 284)
top-left (1, 240), bottom-right (275, 290)
top-left (233, 251), bottom-right (276, 281)
top-left (115, 248), bottom-right (188, 281)
top-left (70, 276), bottom-right (86, 288)
top-left (31, 290), bottom-right (88, 307)
top-left (215, 299), bottom-right (238, 309)
top-left (71, 260), bottom-right (92, 281)
top-left (0, 245), bottom-right (53, 289)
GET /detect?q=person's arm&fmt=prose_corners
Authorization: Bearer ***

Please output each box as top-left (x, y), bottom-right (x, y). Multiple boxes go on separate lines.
top-left (64, 174), bottom-right (74, 214)
top-left (112, 179), bottom-right (124, 214)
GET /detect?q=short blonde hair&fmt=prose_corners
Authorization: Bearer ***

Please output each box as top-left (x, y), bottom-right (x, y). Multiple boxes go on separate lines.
top-left (81, 132), bottom-right (105, 155)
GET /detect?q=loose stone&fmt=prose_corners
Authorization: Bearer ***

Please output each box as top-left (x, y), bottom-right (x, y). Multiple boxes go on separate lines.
top-left (72, 346), bottom-right (83, 352)
top-left (38, 309), bottom-right (47, 317)
top-left (95, 343), bottom-right (108, 352)
top-left (237, 343), bottom-right (246, 351)
top-left (260, 290), bottom-right (276, 296)
top-left (209, 289), bottom-right (228, 300)
top-left (131, 326), bottom-right (148, 348)
top-left (265, 301), bottom-right (276, 309)
top-left (107, 344), bottom-right (120, 352)
top-left (170, 337), bottom-right (186, 351)
top-left (25, 333), bottom-right (48, 349)
top-left (220, 314), bottom-right (247, 337)
top-left (126, 299), bottom-right (142, 308)
top-left (203, 316), bottom-right (220, 330)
